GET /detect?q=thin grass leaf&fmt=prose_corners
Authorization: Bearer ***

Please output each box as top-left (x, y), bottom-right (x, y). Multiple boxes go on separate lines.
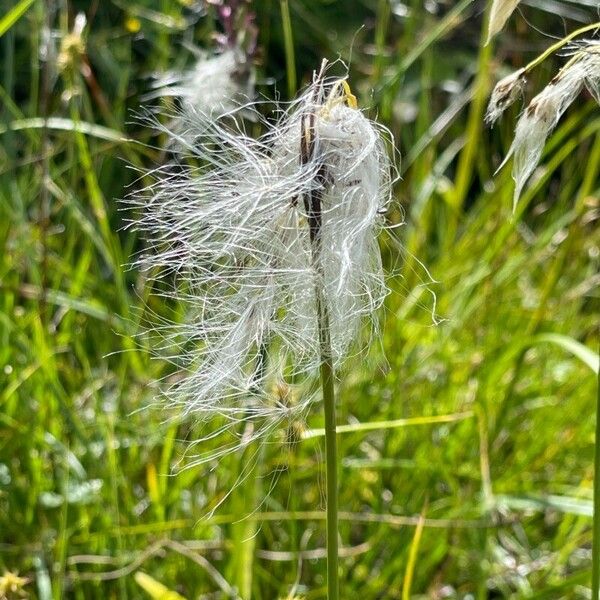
top-left (0, 0), bottom-right (36, 38)
top-left (495, 494), bottom-right (593, 517)
top-left (531, 333), bottom-right (599, 374)
top-left (134, 572), bottom-right (188, 600)
top-left (302, 411), bottom-right (474, 439)
top-left (402, 503), bottom-right (427, 600)
top-left (486, 0), bottom-right (521, 44)
top-left (0, 117), bottom-right (129, 143)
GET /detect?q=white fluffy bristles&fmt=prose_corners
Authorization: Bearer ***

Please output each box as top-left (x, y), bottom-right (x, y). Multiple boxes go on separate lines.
top-left (129, 67), bottom-right (395, 463)
top-left (500, 44), bottom-right (600, 209)
top-left (485, 68), bottom-right (526, 126)
top-left (147, 47), bottom-right (255, 118)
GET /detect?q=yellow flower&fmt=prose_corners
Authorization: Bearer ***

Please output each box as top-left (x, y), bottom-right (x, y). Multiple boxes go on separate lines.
top-left (0, 571), bottom-right (29, 600)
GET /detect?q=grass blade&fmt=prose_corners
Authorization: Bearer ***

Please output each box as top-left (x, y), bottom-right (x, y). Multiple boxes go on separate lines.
top-left (531, 333), bottom-right (599, 375)
top-left (302, 411), bottom-right (474, 439)
top-left (0, 0), bottom-right (35, 38)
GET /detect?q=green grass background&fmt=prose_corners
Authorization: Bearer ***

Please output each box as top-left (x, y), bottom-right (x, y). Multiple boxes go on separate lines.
top-left (1, 0), bottom-right (599, 598)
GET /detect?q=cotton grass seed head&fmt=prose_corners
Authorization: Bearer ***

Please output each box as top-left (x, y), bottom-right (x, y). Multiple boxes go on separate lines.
top-left (129, 64), bottom-right (396, 464)
top-left (567, 40), bottom-right (600, 103)
top-left (496, 42), bottom-right (600, 209)
top-left (485, 67), bottom-right (526, 126)
top-left (147, 46), bottom-right (255, 119)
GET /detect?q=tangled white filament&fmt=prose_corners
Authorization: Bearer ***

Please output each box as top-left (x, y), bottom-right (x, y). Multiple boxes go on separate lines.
top-left (489, 42), bottom-right (600, 209)
top-left (146, 47), bottom-right (255, 119)
top-left (129, 68), bottom-right (395, 463)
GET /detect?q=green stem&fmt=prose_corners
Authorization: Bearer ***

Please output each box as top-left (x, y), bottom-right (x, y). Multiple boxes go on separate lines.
top-left (300, 64), bottom-right (339, 599)
top-left (317, 288), bottom-right (339, 600)
top-left (280, 0), bottom-right (296, 98)
top-left (523, 21), bottom-right (600, 75)
top-left (448, 0), bottom-right (492, 221)
top-left (308, 193), bottom-right (339, 600)
top-left (229, 345), bottom-right (270, 599)
top-left (593, 333), bottom-right (600, 598)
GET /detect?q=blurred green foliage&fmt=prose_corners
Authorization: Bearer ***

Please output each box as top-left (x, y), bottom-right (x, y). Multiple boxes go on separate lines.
top-left (0, 0), bottom-right (598, 598)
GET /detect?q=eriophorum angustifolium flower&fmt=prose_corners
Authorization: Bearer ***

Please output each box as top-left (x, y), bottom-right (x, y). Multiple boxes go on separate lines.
top-left (485, 67), bottom-right (526, 126)
top-left (146, 1), bottom-right (257, 120)
top-left (129, 64), bottom-right (395, 465)
top-left (488, 40), bottom-right (600, 209)
top-left (146, 46), bottom-right (255, 119)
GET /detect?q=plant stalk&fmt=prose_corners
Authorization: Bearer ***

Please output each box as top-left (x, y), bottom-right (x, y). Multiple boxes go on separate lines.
top-left (300, 61), bottom-right (339, 600)
top-left (523, 21), bottom-right (600, 75)
top-left (280, 0), bottom-right (297, 98)
top-left (593, 339), bottom-right (600, 599)
top-left (316, 286), bottom-right (339, 600)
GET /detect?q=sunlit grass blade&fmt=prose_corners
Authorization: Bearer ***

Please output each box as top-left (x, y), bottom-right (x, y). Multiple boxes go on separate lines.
top-left (0, 0), bottom-right (36, 38)
top-left (302, 411), bottom-right (474, 439)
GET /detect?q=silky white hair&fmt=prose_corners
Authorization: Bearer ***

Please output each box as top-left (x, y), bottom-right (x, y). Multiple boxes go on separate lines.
top-left (146, 47), bottom-right (255, 119)
top-left (485, 67), bottom-right (526, 126)
top-left (490, 42), bottom-right (600, 209)
top-left (128, 69), bottom-right (396, 464)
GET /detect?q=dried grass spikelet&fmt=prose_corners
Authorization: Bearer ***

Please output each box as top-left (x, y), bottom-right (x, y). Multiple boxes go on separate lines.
top-left (57, 12), bottom-right (87, 74)
top-left (129, 64), bottom-right (395, 464)
top-left (486, 0), bottom-right (521, 44)
top-left (578, 41), bottom-right (600, 103)
top-left (500, 43), bottom-right (600, 209)
top-left (147, 46), bottom-right (255, 118)
top-left (485, 67), bottom-right (526, 125)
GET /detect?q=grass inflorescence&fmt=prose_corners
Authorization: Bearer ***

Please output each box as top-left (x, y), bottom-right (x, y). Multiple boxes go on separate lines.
top-left (0, 1), bottom-right (599, 599)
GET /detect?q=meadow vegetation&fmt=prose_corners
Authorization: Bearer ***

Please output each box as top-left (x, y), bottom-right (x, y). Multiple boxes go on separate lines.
top-left (0, 0), bottom-right (599, 598)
